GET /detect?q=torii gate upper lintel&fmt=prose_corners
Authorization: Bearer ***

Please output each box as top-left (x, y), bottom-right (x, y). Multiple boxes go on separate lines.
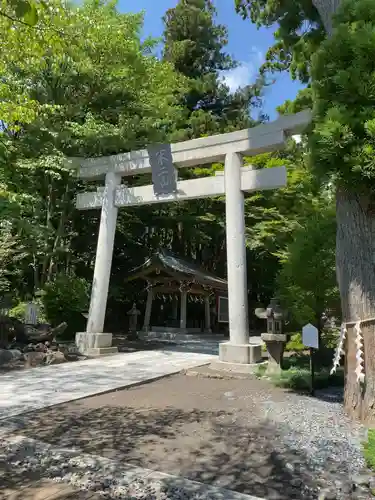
top-left (73, 110), bottom-right (311, 362)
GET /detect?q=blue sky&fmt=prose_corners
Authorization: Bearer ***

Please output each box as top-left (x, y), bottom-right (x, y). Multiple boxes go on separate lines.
top-left (118, 0), bottom-right (305, 119)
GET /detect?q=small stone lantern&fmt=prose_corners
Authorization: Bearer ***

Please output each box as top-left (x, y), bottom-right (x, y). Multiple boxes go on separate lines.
top-left (255, 298), bottom-right (286, 374)
top-left (127, 303), bottom-right (140, 338)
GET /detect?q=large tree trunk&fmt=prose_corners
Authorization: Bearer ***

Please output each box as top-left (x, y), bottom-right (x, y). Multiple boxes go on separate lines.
top-left (336, 186), bottom-right (375, 423)
top-left (312, 0), bottom-right (375, 422)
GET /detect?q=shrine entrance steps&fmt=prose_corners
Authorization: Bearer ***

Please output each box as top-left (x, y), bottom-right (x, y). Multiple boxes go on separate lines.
top-left (139, 330), bottom-right (265, 357)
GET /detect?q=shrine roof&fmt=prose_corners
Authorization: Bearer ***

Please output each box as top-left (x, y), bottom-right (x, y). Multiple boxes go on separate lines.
top-left (127, 249), bottom-right (227, 291)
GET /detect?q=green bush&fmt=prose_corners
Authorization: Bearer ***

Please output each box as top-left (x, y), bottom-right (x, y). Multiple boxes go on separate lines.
top-left (255, 363), bottom-right (267, 378)
top-left (285, 328), bottom-right (339, 352)
top-left (42, 274), bottom-right (89, 339)
top-left (9, 301), bottom-right (28, 321)
top-left (270, 367), bottom-right (344, 391)
top-left (9, 300), bottom-right (47, 323)
top-left (321, 327), bottom-right (340, 349)
top-left (364, 429), bottom-right (375, 471)
top-left (285, 332), bottom-right (305, 352)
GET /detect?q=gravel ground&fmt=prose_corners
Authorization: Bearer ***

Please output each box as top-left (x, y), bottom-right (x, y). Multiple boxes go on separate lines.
top-left (2, 372), bottom-right (373, 499)
top-left (0, 434), bottom-right (253, 500)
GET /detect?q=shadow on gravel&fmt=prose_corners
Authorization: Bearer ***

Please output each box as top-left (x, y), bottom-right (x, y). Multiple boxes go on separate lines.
top-left (6, 404), bottom-right (319, 500)
top-left (313, 387), bottom-right (344, 404)
top-left (113, 336), bottom-right (221, 356)
top-left (112, 336), bottom-right (177, 353)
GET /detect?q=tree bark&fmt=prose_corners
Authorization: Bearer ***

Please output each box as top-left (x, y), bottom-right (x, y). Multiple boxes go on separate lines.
top-left (46, 182), bottom-right (70, 283)
top-left (336, 186), bottom-right (375, 422)
top-left (41, 177), bottom-right (54, 286)
top-left (312, 0), bottom-right (375, 422)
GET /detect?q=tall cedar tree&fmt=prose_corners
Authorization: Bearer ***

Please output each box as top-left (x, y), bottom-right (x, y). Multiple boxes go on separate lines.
top-left (163, 0), bottom-right (264, 140)
top-left (236, 0), bottom-right (375, 423)
top-left (157, 0), bottom-right (265, 289)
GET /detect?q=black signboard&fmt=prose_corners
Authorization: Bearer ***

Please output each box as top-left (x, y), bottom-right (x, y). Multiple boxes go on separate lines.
top-left (147, 143), bottom-right (177, 196)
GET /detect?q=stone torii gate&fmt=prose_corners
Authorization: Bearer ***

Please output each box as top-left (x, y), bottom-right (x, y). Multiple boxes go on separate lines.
top-left (73, 110), bottom-right (311, 367)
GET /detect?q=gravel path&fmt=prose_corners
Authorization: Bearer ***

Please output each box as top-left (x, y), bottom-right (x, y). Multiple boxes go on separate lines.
top-left (250, 388), bottom-right (367, 471)
top-left (1, 373), bottom-right (373, 499)
top-left (0, 434), bottom-right (260, 500)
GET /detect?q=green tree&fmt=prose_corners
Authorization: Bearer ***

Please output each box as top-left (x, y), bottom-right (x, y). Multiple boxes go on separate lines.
top-left (1, 0), bottom-right (40, 25)
top-left (151, 0), bottom-right (267, 297)
top-left (277, 204), bottom-right (338, 332)
top-left (234, 0), bottom-right (325, 83)
top-left (0, 0), bottom-right (328, 348)
top-left (0, 0), bottom-right (187, 305)
top-left (310, 0), bottom-right (375, 421)
top-left (236, 0), bottom-right (375, 422)
top-left (242, 140), bottom-right (322, 309)
top-left (0, 0), bottom-right (74, 127)
top-left (163, 0), bottom-right (263, 140)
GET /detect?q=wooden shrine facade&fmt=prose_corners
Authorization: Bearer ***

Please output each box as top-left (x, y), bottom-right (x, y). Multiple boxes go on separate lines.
top-left (126, 249), bottom-right (227, 333)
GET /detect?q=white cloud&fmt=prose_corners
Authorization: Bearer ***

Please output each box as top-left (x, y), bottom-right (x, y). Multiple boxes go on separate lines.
top-left (222, 47), bottom-right (264, 93)
top-left (222, 64), bottom-right (254, 92)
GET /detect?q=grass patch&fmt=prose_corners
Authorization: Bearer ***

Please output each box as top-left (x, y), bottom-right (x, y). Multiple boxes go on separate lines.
top-left (364, 429), bottom-right (375, 470)
top-left (255, 363), bottom-right (267, 378)
top-left (258, 350), bottom-right (343, 391)
top-left (270, 367), bottom-right (344, 391)
top-left (260, 337), bottom-right (342, 391)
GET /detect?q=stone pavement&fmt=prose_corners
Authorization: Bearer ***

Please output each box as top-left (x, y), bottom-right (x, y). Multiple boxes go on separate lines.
top-left (149, 335), bottom-right (264, 356)
top-left (0, 349), bottom-right (215, 420)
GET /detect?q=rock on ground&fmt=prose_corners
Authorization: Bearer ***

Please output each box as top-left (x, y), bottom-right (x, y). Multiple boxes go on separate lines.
top-left (0, 348), bottom-right (22, 366)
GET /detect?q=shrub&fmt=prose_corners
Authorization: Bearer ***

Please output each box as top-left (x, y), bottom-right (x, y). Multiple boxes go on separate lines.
top-left (9, 300), bottom-right (47, 323)
top-left (270, 367), bottom-right (344, 391)
top-left (285, 332), bottom-right (305, 352)
top-left (42, 274), bottom-right (89, 339)
top-left (255, 363), bottom-right (267, 378)
top-left (285, 327), bottom-right (339, 353)
top-left (364, 429), bottom-right (375, 471)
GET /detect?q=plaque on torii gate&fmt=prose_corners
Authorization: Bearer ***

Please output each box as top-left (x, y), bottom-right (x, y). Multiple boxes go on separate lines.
top-left (71, 110), bottom-right (311, 359)
top-left (147, 143), bottom-right (177, 196)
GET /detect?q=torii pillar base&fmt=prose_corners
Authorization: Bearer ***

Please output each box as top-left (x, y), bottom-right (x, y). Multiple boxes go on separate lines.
top-left (212, 343), bottom-right (264, 374)
top-left (219, 342), bottom-right (262, 365)
top-left (76, 332), bottom-right (118, 357)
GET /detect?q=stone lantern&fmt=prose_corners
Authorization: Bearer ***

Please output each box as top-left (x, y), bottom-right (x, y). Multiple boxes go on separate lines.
top-left (127, 303), bottom-right (140, 338)
top-left (255, 298), bottom-right (286, 374)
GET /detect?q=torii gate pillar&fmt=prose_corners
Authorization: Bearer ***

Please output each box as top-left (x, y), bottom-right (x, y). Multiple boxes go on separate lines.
top-left (219, 152), bottom-right (253, 364)
top-left (76, 171), bottom-right (120, 356)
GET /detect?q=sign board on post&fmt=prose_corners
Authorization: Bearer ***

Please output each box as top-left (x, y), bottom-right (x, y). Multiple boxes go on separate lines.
top-left (147, 143), bottom-right (177, 196)
top-left (302, 323), bottom-right (319, 396)
top-left (302, 323), bottom-right (319, 349)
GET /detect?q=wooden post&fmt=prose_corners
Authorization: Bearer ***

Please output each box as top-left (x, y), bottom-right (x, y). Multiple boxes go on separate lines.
top-left (143, 288), bottom-right (153, 332)
top-left (180, 290), bottom-right (187, 330)
top-left (205, 296), bottom-right (211, 333)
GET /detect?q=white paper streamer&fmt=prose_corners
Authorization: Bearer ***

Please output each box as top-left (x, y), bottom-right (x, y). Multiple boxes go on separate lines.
top-left (331, 323), bottom-right (347, 375)
top-left (354, 321), bottom-right (365, 384)
top-left (330, 317), bottom-right (375, 383)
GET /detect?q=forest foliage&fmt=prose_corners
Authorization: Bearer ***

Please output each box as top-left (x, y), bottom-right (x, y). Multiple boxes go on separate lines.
top-left (0, 0), bottom-right (338, 334)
